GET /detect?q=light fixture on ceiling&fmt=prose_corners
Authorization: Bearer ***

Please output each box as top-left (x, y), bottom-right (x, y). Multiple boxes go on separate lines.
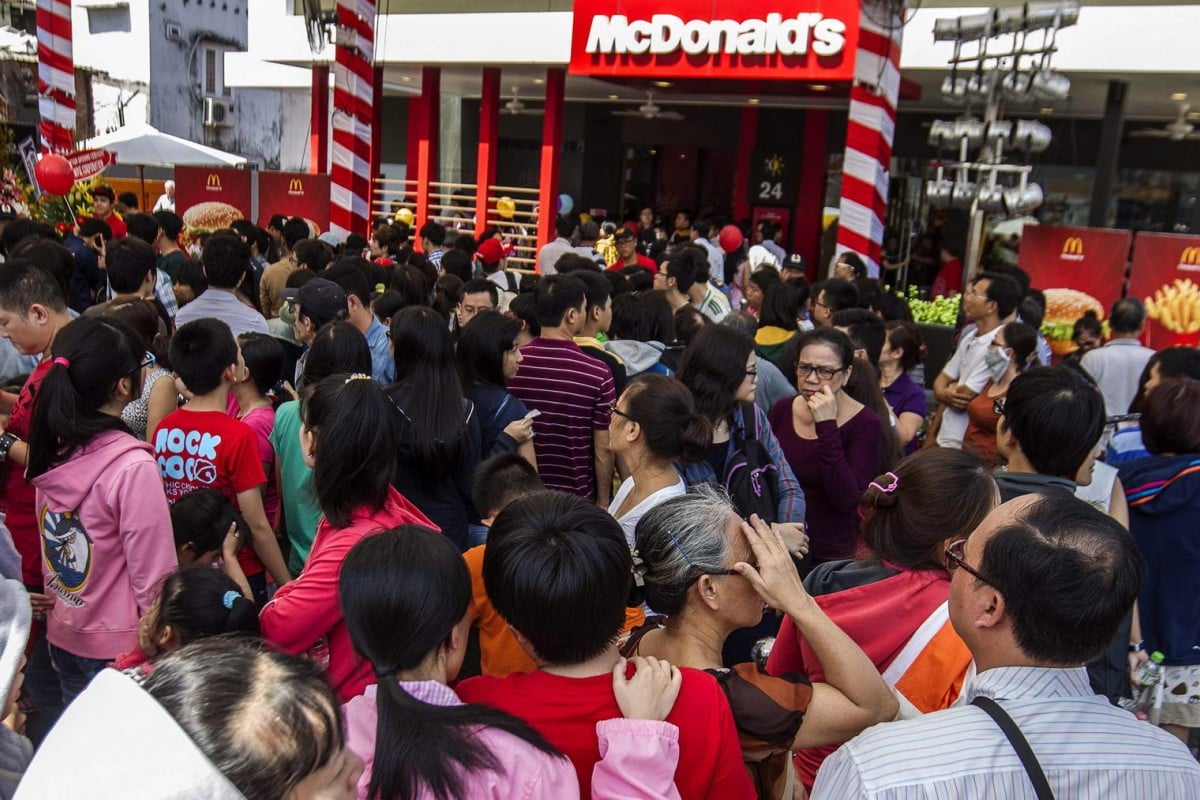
top-left (532, 78), bottom-right (544, 85)
top-left (1170, 92), bottom-right (1188, 101)
top-left (811, 84), bottom-right (829, 92)
top-left (748, 98), bottom-right (760, 105)
top-left (1040, 106), bottom-right (1054, 114)
top-left (401, 76), bottom-right (412, 82)
top-left (607, 94), bottom-right (619, 100)
top-left (654, 81), bottom-right (672, 88)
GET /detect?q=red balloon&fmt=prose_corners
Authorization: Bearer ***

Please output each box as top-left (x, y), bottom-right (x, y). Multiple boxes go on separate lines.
top-left (34, 154), bottom-right (75, 196)
top-left (718, 224), bottom-right (743, 254)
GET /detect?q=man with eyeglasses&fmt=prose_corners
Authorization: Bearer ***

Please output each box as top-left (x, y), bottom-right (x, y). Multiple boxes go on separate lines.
top-left (813, 492), bottom-right (1200, 798)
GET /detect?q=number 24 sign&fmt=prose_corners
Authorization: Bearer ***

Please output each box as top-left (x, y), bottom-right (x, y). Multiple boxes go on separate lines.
top-left (748, 150), bottom-right (798, 207)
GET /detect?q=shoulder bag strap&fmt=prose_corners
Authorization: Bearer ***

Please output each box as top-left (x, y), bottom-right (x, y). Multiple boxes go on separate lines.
top-left (971, 696), bottom-right (1055, 800)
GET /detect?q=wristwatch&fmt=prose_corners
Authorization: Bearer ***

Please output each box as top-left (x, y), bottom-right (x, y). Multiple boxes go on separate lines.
top-left (1129, 641), bottom-right (1146, 653)
top-left (0, 432), bottom-right (18, 464)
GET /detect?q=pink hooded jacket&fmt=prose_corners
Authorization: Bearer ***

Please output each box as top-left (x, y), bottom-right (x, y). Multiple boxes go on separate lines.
top-left (32, 430), bottom-right (177, 660)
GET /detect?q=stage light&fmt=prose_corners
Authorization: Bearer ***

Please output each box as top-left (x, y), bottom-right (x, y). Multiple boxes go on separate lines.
top-left (1010, 120), bottom-right (1053, 153)
top-left (1003, 181), bottom-right (1044, 215)
top-left (1030, 70), bottom-right (1071, 101)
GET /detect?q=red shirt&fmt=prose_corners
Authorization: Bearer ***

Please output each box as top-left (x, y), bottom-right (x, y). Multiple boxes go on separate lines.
top-left (608, 254), bottom-right (657, 272)
top-left (458, 667), bottom-right (755, 800)
top-left (0, 360), bottom-right (53, 586)
top-left (100, 213), bottom-right (127, 240)
top-left (152, 408), bottom-right (265, 504)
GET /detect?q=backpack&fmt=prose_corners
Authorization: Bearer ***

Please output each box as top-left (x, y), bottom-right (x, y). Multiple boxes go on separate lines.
top-left (723, 402), bottom-right (780, 523)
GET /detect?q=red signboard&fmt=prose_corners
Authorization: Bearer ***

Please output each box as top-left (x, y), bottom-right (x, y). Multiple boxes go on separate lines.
top-left (568, 0), bottom-right (860, 80)
top-left (1017, 225), bottom-right (1131, 359)
top-left (175, 165), bottom-right (252, 222)
top-left (66, 149), bottom-right (116, 181)
top-left (1129, 232), bottom-right (1200, 349)
top-left (258, 171), bottom-right (331, 233)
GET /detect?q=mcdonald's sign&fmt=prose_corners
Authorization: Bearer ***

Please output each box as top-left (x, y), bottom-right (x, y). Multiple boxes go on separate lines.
top-left (175, 166), bottom-right (252, 221)
top-left (1180, 246), bottom-right (1200, 272)
top-left (205, 173), bottom-right (222, 192)
top-left (288, 178), bottom-right (305, 196)
top-left (257, 171), bottom-right (331, 232)
top-left (1060, 237), bottom-right (1085, 261)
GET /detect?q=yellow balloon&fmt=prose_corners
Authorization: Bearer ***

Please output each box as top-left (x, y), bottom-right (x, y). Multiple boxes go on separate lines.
top-left (579, 212), bottom-right (592, 225)
top-left (497, 196), bottom-right (516, 220)
top-left (396, 207), bottom-right (415, 226)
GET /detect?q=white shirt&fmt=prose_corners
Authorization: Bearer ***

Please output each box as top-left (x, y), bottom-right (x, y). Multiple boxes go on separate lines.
top-left (812, 666), bottom-right (1200, 799)
top-left (937, 324), bottom-right (1001, 447)
top-left (152, 193), bottom-right (174, 212)
top-left (537, 237), bottom-right (575, 276)
top-left (695, 283), bottom-right (731, 323)
top-left (1080, 338), bottom-right (1156, 417)
top-left (608, 476), bottom-right (687, 550)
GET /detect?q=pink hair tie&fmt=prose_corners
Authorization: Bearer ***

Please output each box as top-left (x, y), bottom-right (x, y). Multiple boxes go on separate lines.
top-left (52, 357), bottom-right (70, 369)
top-left (869, 472), bottom-right (900, 494)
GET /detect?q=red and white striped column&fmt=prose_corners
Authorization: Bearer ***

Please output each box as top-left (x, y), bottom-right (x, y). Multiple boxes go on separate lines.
top-left (330, 0), bottom-right (375, 238)
top-left (36, 0), bottom-right (76, 154)
top-left (836, 1), bottom-right (904, 278)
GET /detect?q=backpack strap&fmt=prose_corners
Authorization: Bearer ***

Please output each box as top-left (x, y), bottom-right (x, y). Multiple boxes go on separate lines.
top-left (971, 696), bottom-right (1055, 800)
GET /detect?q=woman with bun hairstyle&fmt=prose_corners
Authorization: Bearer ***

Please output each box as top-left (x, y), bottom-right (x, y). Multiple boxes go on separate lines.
top-left (341, 526), bottom-right (687, 800)
top-left (962, 321), bottom-right (1039, 469)
top-left (260, 374), bottom-right (436, 703)
top-left (1066, 309), bottom-right (1104, 366)
top-left (607, 375), bottom-right (713, 548)
top-left (24, 316), bottom-right (177, 705)
top-left (766, 448), bottom-right (998, 790)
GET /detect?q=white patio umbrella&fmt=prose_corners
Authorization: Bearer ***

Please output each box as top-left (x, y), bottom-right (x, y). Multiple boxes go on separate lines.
top-left (82, 123), bottom-right (248, 168)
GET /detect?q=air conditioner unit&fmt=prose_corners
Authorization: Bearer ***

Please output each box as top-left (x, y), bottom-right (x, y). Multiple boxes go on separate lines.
top-left (203, 97), bottom-right (234, 128)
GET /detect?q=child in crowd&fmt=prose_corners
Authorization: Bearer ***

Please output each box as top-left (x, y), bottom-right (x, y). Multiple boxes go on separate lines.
top-left (230, 331), bottom-right (286, 527)
top-left (169, 487), bottom-right (252, 598)
top-left (153, 319), bottom-right (291, 602)
top-left (24, 317), bottom-right (177, 707)
top-left (260, 374), bottom-right (435, 703)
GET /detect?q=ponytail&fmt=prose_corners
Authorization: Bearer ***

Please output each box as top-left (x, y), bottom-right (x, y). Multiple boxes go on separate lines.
top-left (155, 566), bottom-right (261, 646)
top-left (26, 316), bottom-right (142, 479)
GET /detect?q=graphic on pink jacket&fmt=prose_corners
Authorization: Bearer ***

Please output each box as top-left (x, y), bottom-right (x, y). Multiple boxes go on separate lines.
top-left (40, 509), bottom-right (91, 604)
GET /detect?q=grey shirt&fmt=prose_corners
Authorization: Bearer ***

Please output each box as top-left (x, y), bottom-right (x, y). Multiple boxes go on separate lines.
top-left (173, 288), bottom-right (270, 337)
top-left (1080, 338), bottom-right (1156, 417)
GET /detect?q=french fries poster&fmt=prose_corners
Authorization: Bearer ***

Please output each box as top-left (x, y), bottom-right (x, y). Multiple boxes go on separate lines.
top-left (1130, 232), bottom-right (1200, 349)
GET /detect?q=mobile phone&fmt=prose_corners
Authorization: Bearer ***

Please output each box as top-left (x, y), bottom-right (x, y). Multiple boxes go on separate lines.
top-left (525, 409), bottom-right (541, 420)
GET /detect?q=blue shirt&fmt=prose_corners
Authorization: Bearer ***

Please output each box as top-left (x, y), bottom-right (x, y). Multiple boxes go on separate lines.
top-left (366, 317), bottom-right (394, 384)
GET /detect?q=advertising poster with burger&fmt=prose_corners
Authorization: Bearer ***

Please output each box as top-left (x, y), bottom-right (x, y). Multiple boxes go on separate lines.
top-left (174, 166), bottom-right (251, 248)
top-left (1129, 232), bottom-right (1200, 350)
top-left (1018, 225), bottom-right (1131, 360)
top-left (257, 171), bottom-right (331, 233)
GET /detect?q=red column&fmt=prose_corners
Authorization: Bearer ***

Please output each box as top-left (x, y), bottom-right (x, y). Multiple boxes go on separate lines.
top-left (536, 68), bottom-right (566, 261)
top-left (475, 67), bottom-right (501, 237)
top-left (794, 109), bottom-right (828, 282)
top-left (414, 66), bottom-right (441, 244)
top-left (732, 106), bottom-right (759, 222)
top-left (369, 65), bottom-right (384, 219)
top-left (309, 63), bottom-right (329, 174)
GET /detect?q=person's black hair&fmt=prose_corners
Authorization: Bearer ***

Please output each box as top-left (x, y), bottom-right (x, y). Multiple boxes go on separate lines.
top-left (884, 321), bottom-right (924, 373)
top-left (253, 226), bottom-right (271, 257)
top-left (1072, 309), bottom-right (1103, 342)
top-left (0, 219), bottom-right (49, 256)
top-left (578, 220), bottom-right (600, 242)
top-left (572, 268), bottom-right (612, 313)
top-left (868, 289), bottom-right (912, 323)
top-left (759, 281), bottom-right (804, 331)
top-left (282, 218), bottom-right (311, 250)
top-left (642, 290), bottom-right (676, 342)
top-left (470, 453), bottom-right (544, 520)
top-left (1018, 296), bottom-right (1044, 330)
top-left (346, 232), bottom-right (369, 254)
top-left (758, 220), bottom-right (778, 239)
top-left (372, 289), bottom-right (407, 325)
top-left (153, 210), bottom-right (184, 241)
top-left (301, 375), bottom-right (398, 529)
top-left (836, 252), bottom-right (867, 279)
top-left (484, 490), bottom-right (632, 665)
top-left (619, 265), bottom-right (653, 293)
top-left (438, 249), bottom-right (472, 282)
top-left (554, 216), bottom-right (577, 239)
top-left (105, 237), bottom-right (157, 294)
top-left (117, 191), bottom-right (139, 209)
top-left (1000, 365), bottom-right (1104, 478)
top-left (457, 278), bottom-right (499, 308)
top-left (9, 238), bottom-right (75, 311)
top-left (99, 295), bottom-right (171, 368)
top-left (678, 324), bottom-right (755, 422)
top-left (229, 219), bottom-right (256, 242)
top-left (673, 305), bottom-right (708, 346)
top-left (123, 212), bottom-right (160, 245)
top-left (508, 291), bottom-right (540, 337)
top-left (431, 274), bottom-right (461, 321)
top-left (819, 277), bottom-right (859, 314)
top-left (0, 257), bottom-right (68, 314)
top-left (693, 216), bottom-right (714, 237)
top-left (170, 487), bottom-right (248, 559)
top-left (325, 260), bottom-right (374, 306)
top-left (975, 271), bottom-right (1022, 320)
top-left (285, 267), bottom-right (316, 291)
top-left (176, 257), bottom-right (207, 297)
top-left (841, 356), bottom-right (901, 473)
top-left (170, 318), bottom-right (238, 396)
top-left (77, 217), bottom-right (112, 242)
top-left (832, 307), bottom-right (887, 366)
top-left (1141, 377), bottom-right (1200, 455)
top-left (143, 638), bottom-right (344, 800)
top-left (201, 231), bottom-right (250, 290)
top-left (1109, 298), bottom-right (1146, 335)
top-left (621, 374), bottom-right (712, 464)
top-left (985, 263), bottom-right (1032, 297)
top-left (420, 221), bottom-right (446, 246)
top-left (978, 492), bottom-right (1143, 664)
top-left (153, 566), bottom-right (260, 646)
top-left (1025, 288), bottom-right (1046, 312)
top-left (450, 232), bottom-right (474, 255)
top-left (550, 252), bottom-right (594, 275)
top-left (1130, 347), bottom-right (1200, 413)
top-left (664, 248), bottom-right (701, 295)
top-left (340, 528), bottom-right (561, 800)
top-left (237, 332), bottom-right (286, 398)
top-left (793, 326), bottom-right (855, 373)
top-left (390, 264), bottom-right (430, 308)
top-left (456, 310), bottom-right (521, 389)
top-left (389, 306), bottom-right (467, 474)
top-left (534, 274), bottom-right (586, 329)
top-left (303, 320), bottom-right (373, 384)
top-left (293, 238), bottom-right (332, 272)
top-left (26, 316), bottom-right (141, 478)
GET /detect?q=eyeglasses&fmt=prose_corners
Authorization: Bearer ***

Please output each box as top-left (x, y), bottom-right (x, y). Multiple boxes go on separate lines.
top-left (944, 539), bottom-right (994, 587)
top-left (796, 363), bottom-right (846, 381)
top-left (606, 401), bottom-right (636, 424)
top-left (127, 351), bottom-right (155, 375)
top-left (993, 397), bottom-right (1006, 416)
top-left (813, 299), bottom-right (832, 312)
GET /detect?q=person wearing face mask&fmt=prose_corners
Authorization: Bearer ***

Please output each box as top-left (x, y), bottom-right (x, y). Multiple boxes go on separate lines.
top-left (961, 322), bottom-right (1039, 469)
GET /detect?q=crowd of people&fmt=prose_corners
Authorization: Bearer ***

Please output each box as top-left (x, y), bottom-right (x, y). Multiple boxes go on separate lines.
top-left (0, 192), bottom-right (1196, 799)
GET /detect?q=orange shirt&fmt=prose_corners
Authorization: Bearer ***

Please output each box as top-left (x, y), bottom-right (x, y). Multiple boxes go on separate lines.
top-left (464, 545), bottom-right (645, 678)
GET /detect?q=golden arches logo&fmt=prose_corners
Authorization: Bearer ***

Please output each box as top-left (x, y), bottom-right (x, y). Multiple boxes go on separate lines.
top-left (1181, 247), bottom-right (1200, 266)
top-left (288, 178), bottom-right (304, 194)
top-left (1062, 237), bottom-right (1084, 256)
top-left (205, 173), bottom-right (221, 188)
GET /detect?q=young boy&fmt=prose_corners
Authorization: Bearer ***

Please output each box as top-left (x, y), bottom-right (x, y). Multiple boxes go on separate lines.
top-left (457, 490), bottom-right (753, 800)
top-left (153, 319), bottom-right (290, 598)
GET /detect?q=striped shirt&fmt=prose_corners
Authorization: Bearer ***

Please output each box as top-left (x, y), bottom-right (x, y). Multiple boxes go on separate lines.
top-left (507, 337), bottom-right (615, 499)
top-left (696, 283), bottom-right (731, 323)
top-left (812, 666), bottom-right (1200, 799)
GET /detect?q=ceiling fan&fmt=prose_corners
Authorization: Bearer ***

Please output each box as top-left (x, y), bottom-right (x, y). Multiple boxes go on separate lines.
top-left (504, 88), bottom-right (544, 116)
top-left (1129, 103), bottom-right (1200, 142)
top-left (613, 92), bottom-right (685, 122)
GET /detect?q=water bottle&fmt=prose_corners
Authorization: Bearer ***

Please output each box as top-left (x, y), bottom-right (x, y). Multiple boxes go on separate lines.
top-left (1131, 651), bottom-right (1165, 721)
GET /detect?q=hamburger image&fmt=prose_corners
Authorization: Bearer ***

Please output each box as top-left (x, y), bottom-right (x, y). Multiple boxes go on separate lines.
top-left (1039, 288), bottom-right (1104, 358)
top-left (181, 201), bottom-right (244, 237)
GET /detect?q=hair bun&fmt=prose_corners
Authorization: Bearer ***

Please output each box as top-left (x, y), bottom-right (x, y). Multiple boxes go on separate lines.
top-left (864, 485), bottom-right (900, 509)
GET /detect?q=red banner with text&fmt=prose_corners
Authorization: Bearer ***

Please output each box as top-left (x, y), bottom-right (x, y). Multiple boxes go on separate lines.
top-left (1017, 225), bottom-right (1131, 359)
top-left (258, 172), bottom-right (331, 233)
top-left (1130, 232), bottom-right (1200, 349)
top-left (174, 166), bottom-right (251, 238)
